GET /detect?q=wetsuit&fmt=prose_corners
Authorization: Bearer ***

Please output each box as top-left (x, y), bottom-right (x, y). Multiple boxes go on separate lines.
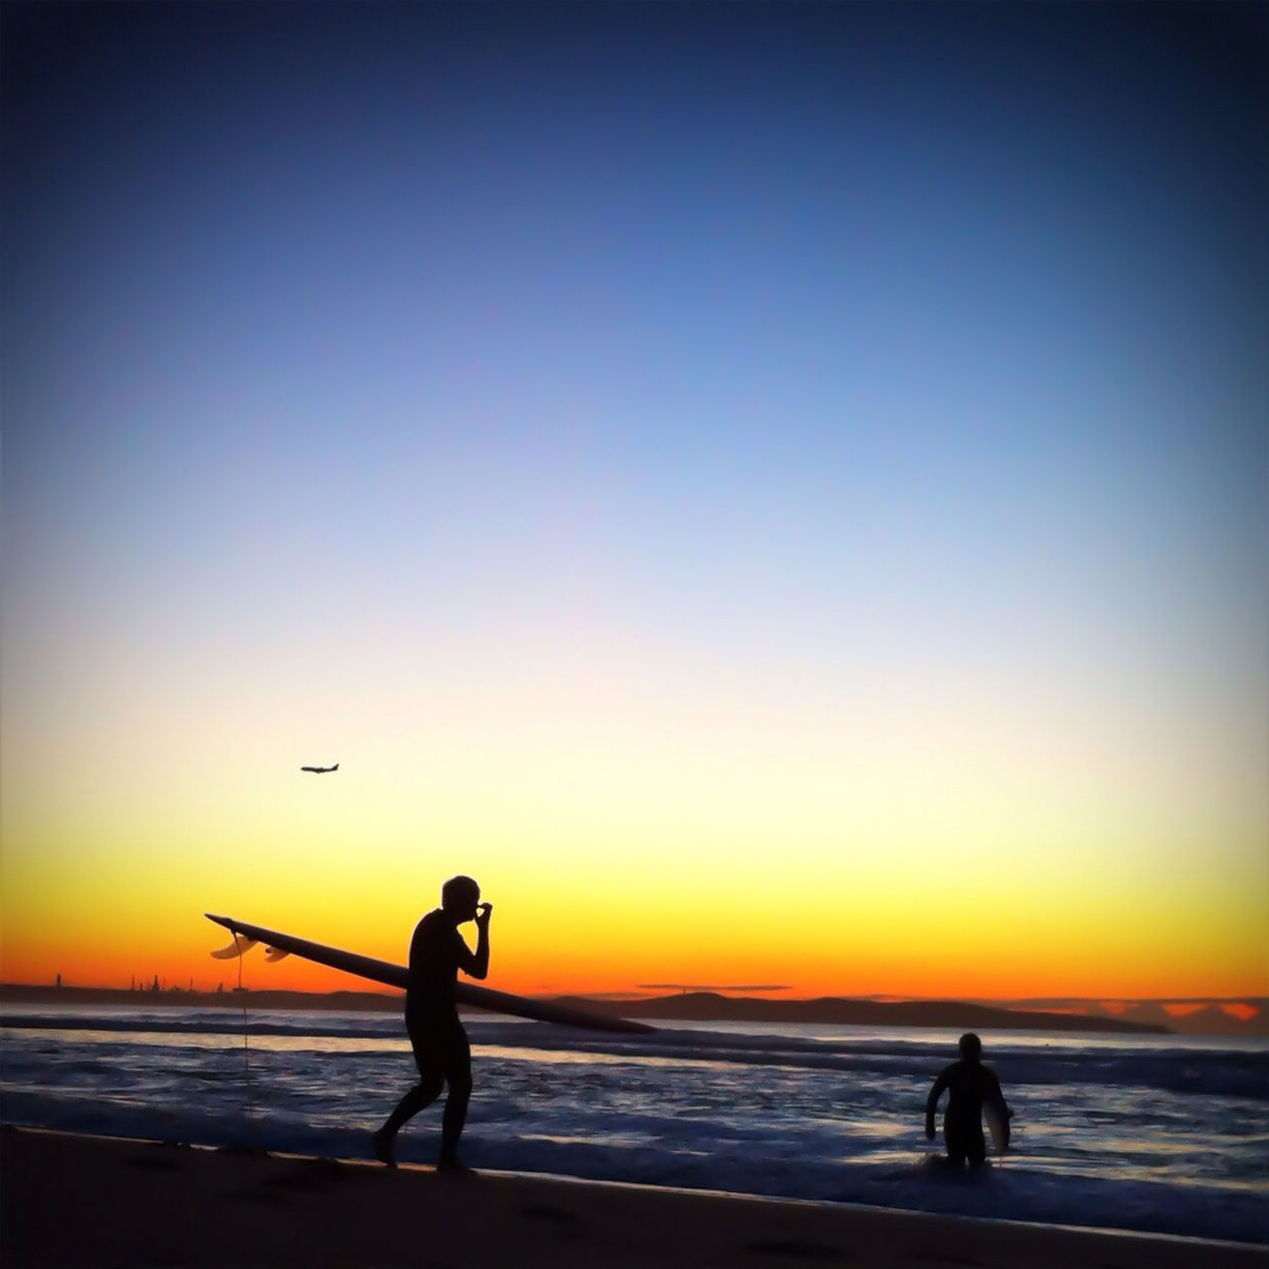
top-left (374, 903), bottom-right (484, 1166)
top-left (405, 908), bottom-right (474, 1091)
top-left (925, 1058), bottom-right (1009, 1166)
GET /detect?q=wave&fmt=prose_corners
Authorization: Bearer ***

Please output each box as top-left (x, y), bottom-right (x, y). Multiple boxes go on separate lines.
top-left (6, 1013), bottom-right (1267, 1102)
top-left (2, 1087), bottom-right (1265, 1245)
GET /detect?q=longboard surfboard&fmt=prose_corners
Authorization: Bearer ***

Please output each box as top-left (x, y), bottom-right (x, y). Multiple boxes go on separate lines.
top-left (204, 913), bottom-right (654, 1035)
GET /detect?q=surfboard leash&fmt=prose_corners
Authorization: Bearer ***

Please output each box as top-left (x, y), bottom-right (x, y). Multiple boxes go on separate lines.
top-left (232, 925), bottom-right (257, 1123)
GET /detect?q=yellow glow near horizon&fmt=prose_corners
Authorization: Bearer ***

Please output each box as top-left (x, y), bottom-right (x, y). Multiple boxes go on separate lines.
top-left (4, 700), bottom-right (1265, 1000)
top-left (3, 497), bottom-right (1266, 1004)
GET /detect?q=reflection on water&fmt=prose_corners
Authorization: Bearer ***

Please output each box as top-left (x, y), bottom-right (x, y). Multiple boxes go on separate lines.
top-left (2, 1007), bottom-right (1266, 1244)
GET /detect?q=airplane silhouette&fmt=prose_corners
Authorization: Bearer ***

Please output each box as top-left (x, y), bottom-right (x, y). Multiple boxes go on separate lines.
top-left (300, 763), bottom-right (339, 774)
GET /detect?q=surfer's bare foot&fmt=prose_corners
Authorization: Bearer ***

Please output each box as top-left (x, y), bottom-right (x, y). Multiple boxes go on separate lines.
top-left (372, 1128), bottom-right (396, 1168)
top-left (436, 1156), bottom-right (476, 1178)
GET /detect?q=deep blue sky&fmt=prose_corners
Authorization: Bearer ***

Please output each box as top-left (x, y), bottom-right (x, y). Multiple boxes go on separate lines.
top-left (2, 3), bottom-right (1266, 992)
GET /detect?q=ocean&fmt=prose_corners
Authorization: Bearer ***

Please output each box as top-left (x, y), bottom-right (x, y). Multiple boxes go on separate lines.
top-left (2, 1003), bottom-right (1265, 1245)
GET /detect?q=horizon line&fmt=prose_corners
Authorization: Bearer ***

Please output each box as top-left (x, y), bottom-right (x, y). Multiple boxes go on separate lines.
top-left (2, 981), bottom-right (1264, 1006)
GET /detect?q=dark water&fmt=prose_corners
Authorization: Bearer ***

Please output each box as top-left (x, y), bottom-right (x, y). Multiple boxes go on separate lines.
top-left (3, 1005), bottom-right (1266, 1243)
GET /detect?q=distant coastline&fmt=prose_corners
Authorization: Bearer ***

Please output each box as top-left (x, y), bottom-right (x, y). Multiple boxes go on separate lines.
top-left (6, 982), bottom-right (1266, 1036)
top-left (546, 991), bottom-right (1173, 1035)
top-left (0, 982), bottom-right (1183, 1035)
top-left (0, 984), bottom-right (403, 1013)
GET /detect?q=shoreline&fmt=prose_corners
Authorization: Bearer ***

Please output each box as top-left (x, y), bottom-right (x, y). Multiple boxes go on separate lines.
top-left (3, 1127), bottom-right (1265, 1268)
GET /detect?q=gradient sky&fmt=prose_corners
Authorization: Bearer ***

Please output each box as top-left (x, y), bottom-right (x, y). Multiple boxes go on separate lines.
top-left (3, 2), bottom-right (1266, 1000)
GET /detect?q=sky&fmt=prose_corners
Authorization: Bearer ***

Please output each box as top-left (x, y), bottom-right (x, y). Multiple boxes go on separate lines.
top-left (2, 1), bottom-right (1266, 1001)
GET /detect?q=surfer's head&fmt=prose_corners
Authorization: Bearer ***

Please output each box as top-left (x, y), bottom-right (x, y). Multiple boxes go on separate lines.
top-left (441, 874), bottom-right (481, 922)
top-left (958, 1032), bottom-right (982, 1061)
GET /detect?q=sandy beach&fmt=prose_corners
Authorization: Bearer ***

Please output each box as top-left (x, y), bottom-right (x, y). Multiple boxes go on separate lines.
top-left (2, 1127), bottom-right (1264, 1268)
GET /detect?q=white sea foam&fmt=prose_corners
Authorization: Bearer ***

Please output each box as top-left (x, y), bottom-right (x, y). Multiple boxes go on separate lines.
top-left (2, 1006), bottom-right (1266, 1244)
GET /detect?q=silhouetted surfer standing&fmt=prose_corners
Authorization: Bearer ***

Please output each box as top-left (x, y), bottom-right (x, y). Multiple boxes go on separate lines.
top-left (373, 875), bottom-right (491, 1172)
top-left (925, 1032), bottom-right (1012, 1168)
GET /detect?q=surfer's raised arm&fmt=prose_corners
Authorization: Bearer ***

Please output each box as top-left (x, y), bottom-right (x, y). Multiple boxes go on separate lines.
top-left (465, 901), bottom-right (492, 980)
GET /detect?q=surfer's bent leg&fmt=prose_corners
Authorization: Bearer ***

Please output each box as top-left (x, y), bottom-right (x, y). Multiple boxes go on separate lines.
top-left (438, 1025), bottom-right (473, 1167)
top-left (375, 1069), bottom-right (445, 1161)
top-left (373, 1024), bottom-right (449, 1164)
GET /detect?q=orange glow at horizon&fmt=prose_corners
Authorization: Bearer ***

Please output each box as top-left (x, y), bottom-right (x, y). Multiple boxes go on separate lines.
top-left (4, 886), bottom-right (1266, 1002)
top-left (1220, 1002), bottom-right (1258, 1021)
top-left (3, 654), bottom-right (1266, 1004)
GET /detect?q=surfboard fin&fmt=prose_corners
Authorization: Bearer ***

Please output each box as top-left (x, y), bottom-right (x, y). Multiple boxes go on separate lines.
top-left (263, 946), bottom-right (291, 962)
top-left (210, 934), bottom-right (259, 959)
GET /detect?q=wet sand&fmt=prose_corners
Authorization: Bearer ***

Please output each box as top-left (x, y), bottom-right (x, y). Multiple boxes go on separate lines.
top-left (2, 1126), bottom-right (1264, 1268)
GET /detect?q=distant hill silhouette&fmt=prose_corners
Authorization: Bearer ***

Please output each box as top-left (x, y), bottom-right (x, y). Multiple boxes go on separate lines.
top-left (6, 983), bottom-right (1264, 1035)
top-left (543, 991), bottom-right (1170, 1034)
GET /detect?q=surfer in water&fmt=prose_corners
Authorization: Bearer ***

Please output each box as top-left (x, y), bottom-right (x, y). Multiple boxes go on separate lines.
top-left (924, 1032), bottom-right (1012, 1168)
top-left (373, 875), bottom-right (491, 1173)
